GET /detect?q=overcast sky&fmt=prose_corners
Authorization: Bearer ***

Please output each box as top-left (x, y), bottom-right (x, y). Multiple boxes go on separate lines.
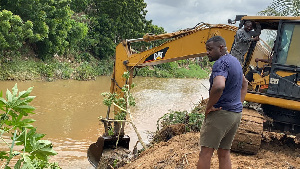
top-left (144, 0), bottom-right (273, 32)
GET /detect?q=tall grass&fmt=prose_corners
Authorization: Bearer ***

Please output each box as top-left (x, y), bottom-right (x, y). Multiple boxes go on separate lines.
top-left (0, 55), bottom-right (114, 81)
top-left (136, 56), bottom-right (212, 79)
top-left (0, 55), bottom-right (211, 81)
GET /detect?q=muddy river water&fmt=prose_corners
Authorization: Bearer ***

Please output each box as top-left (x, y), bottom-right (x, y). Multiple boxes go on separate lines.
top-left (0, 76), bottom-right (209, 169)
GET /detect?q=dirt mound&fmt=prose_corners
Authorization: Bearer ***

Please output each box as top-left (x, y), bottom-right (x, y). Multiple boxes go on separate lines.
top-left (120, 132), bottom-right (200, 169)
top-left (152, 123), bottom-right (186, 143)
top-left (120, 132), bottom-right (300, 169)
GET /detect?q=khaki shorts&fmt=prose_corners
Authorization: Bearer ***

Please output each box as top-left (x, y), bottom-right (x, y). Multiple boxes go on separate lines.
top-left (200, 109), bottom-right (242, 150)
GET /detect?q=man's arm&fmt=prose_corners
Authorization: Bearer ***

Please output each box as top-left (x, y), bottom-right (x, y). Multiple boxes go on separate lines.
top-left (237, 30), bottom-right (251, 43)
top-left (255, 58), bottom-right (270, 64)
top-left (241, 75), bottom-right (248, 102)
top-left (205, 76), bottom-right (225, 115)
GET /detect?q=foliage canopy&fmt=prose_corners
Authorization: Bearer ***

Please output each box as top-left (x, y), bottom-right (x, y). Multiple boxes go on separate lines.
top-left (259, 0), bottom-right (300, 16)
top-left (0, 0), bottom-right (165, 60)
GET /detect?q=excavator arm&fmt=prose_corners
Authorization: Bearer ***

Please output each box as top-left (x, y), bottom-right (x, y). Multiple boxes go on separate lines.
top-left (111, 23), bottom-right (238, 98)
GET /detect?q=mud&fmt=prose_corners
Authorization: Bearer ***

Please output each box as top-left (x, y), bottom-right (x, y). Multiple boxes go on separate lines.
top-left (119, 131), bottom-right (300, 169)
top-left (118, 103), bottom-right (300, 169)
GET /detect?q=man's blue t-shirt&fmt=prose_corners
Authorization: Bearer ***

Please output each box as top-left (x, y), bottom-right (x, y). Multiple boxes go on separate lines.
top-left (209, 53), bottom-right (243, 113)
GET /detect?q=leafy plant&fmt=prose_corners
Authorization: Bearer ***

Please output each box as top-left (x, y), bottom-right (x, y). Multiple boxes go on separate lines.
top-left (100, 71), bottom-right (147, 150)
top-left (156, 98), bottom-right (208, 132)
top-left (156, 110), bottom-right (205, 132)
top-left (0, 84), bottom-right (60, 169)
top-left (113, 159), bottom-right (118, 167)
top-left (74, 61), bottom-right (96, 81)
top-left (107, 126), bottom-right (114, 136)
top-left (136, 60), bottom-right (210, 79)
top-left (102, 72), bottom-right (136, 119)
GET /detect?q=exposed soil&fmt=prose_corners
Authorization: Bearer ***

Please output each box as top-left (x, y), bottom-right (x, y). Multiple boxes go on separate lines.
top-left (104, 99), bottom-right (300, 169)
top-left (119, 131), bottom-right (300, 169)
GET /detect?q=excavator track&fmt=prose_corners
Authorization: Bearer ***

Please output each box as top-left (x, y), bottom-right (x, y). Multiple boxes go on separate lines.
top-left (231, 108), bottom-right (264, 154)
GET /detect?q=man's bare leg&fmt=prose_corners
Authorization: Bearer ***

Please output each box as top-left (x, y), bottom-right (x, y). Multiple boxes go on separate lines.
top-left (217, 148), bottom-right (232, 169)
top-left (197, 146), bottom-right (214, 169)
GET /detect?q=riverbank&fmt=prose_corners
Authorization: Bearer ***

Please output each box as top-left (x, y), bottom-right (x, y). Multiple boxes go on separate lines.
top-left (120, 131), bottom-right (300, 169)
top-left (103, 98), bottom-right (300, 169)
top-left (0, 55), bottom-right (114, 81)
top-left (0, 55), bottom-right (211, 81)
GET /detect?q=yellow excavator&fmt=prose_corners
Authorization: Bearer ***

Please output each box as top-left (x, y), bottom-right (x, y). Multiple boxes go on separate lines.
top-left (88, 15), bottom-right (300, 167)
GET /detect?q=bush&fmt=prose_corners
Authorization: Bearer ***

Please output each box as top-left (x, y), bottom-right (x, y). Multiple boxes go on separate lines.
top-left (156, 110), bottom-right (205, 133)
top-left (136, 60), bottom-right (210, 79)
top-left (74, 61), bottom-right (96, 80)
top-left (0, 58), bottom-right (40, 81)
top-left (156, 98), bottom-right (208, 133)
top-left (135, 66), bottom-right (156, 77)
top-left (53, 62), bottom-right (73, 79)
top-left (38, 63), bottom-right (55, 80)
top-left (94, 58), bottom-right (114, 76)
top-left (0, 84), bottom-right (60, 168)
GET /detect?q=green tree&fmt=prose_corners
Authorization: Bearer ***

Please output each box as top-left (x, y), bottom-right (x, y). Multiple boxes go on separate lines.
top-left (68, 19), bottom-right (89, 52)
top-left (70, 0), bottom-right (90, 13)
top-left (0, 0), bottom-right (88, 59)
top-left (87, 14), bottom-right (116, 59)
top-left (89, 0), bottom-right (148, 41)
top-left (259, 0), bottom-right (300, 16)
top-left (0, 10), bottom-right (34, 56)
top-left (84, 0), bottom-right (165, 59)
top-left (258, 0), bottom-right (300, 45)
top-left (1, 0), bottom-right (165, 61)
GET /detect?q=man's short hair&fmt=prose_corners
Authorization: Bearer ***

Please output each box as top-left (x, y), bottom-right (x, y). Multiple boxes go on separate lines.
top-left (206, 36), bottom-right (226, 46)
top-left (244, 20), bottom-right (252, 25)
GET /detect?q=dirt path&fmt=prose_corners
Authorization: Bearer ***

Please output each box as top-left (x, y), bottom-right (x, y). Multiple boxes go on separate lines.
top-left (120, 132), bottom-right (300, 169)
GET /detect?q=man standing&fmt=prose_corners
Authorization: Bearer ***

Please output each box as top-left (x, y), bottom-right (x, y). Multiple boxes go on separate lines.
top-left (197, 36), bottom-right (248, 169)
top-left (230, 21), bottom-right (261, 65)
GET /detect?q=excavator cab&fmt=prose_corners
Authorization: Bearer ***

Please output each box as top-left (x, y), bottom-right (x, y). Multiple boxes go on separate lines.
top-left (240, 17), bottom-right (300, 130)
top-left (260, 20), bottom-right (300, 134)
top-left (244, 20), bottom-right (300, 97)
top-left (235, 16), bottom-right (300, 100)
top-left (267, 21), bottom-right (300, 100)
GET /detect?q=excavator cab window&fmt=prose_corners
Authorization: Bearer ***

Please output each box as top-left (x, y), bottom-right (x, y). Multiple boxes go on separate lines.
top-left (275, 22), bottom-right (300, 66)
top-left (267, 21), bottom-right (300, 100)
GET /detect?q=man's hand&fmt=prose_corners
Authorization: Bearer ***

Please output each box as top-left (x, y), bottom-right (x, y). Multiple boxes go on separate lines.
top-left (205, 106), bottom-right (222, 117)
top-left (204, 76), bottom-right (225, 118)
top-left (252, 36), bottom-right (259, 41)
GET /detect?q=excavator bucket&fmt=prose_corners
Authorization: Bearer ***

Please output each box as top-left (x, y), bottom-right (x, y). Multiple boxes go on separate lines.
top-left (87, 135), bottom-right (130, 168)
top-left (87, 142), bottom-right (102, 168)
top-left (87, 120), bottom-right (130, 168)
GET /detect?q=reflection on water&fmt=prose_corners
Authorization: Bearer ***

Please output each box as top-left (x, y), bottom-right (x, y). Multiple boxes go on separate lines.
top-left (0, 76), bottom-right (209, 169)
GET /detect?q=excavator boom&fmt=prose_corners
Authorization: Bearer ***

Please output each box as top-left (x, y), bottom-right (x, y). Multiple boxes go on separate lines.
top-left (111, 23), bottom-right (238, 96)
